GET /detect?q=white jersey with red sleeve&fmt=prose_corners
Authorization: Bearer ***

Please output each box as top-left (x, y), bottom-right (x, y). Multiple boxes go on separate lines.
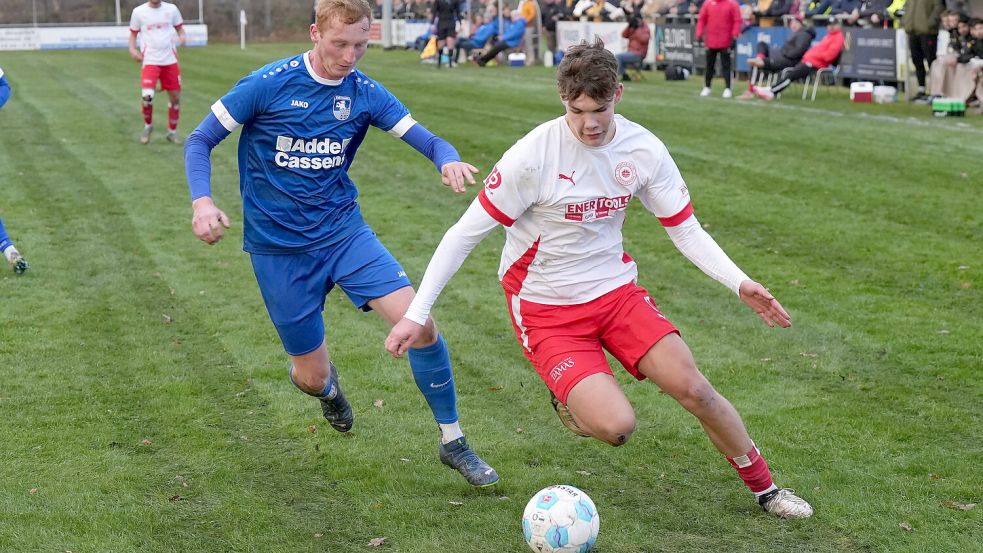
top-left (478, 114), bottom-right (694, 305)
top-left (129, 2), bottom-right (184, 67)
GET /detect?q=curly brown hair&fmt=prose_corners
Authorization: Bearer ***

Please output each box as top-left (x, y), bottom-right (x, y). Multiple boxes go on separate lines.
top-left (556, 38), bottom-right (619, 103)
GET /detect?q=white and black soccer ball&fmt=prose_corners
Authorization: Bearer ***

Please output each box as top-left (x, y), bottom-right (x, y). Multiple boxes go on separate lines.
top-left (522, 484), bottom-right (600, 553)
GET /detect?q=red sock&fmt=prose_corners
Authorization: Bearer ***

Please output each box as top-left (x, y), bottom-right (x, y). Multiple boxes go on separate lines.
top-left (727, 445), bottom-right (774, 493)
top-left (142, 103), bottom-right (153, 125)
top-left (168, 104), bottom-right (179, 132)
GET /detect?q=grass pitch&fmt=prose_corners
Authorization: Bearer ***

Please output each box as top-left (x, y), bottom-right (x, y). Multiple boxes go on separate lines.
top-left (0, 44), bottom-right (980, 552)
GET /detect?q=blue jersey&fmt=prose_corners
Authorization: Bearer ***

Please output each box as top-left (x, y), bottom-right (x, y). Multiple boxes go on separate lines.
top-left (212, 52), bottom-right (413, 254)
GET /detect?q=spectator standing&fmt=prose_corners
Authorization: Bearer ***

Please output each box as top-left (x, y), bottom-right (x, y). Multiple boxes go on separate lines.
top-left (541, 0), bottom-right (568, 55)
top-left (431, 0), bottom-right (462, 67)
top-left (902, 0), bottom-right (945, 101)
top-left (617, 14), bottom-right (652, 80)
top-left (696, 0), bottom-right (742, 97)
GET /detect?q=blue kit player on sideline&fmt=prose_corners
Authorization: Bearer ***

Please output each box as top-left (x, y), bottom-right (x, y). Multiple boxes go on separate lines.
top-left (0, 65), bottom-right (30, 275)
top-left (183, 0), bottom-right (498, 487)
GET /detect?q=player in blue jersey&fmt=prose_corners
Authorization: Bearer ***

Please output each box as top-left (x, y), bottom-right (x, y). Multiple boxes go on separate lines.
top-left (183, 0), bottom-right (498, 487)
top-left (0, 66), bottom-right (30, 275)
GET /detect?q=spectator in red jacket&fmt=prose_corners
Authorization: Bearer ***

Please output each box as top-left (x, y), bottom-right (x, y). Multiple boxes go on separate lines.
top-left (617, 15), bottom-right (651, 81)
top-left (697, 0), bottom-right (743, 97)
top-left (750, 19), bottom-right (844, 100)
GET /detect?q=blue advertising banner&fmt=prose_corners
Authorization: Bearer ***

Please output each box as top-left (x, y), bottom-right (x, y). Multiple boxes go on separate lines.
top-left (735, 25), bottom-right (829, 72)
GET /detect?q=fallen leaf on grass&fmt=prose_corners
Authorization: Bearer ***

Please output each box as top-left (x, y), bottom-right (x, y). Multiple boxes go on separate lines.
top-left (576, 470), bottom-right (592, 476)
top-left (29, 488), bottom-right (38, 494)
top-left (449, 501), bottom-right (464, 506)
top-left (368, 537), bottom-right (387, 547)
top-left (313, 533), bottom-right (323, 539)
top-left (899, 522), bottom-right (913, 532)
top-left (373, 399), bottom-right (385, 408)
top-left (942, 500), bottom-right (976, 511)
top-left (488, 386), bottom-right (503, 391)
top-left (169, 495), bottom-right (183, 502)
top-left (161, 314), bottom-right (172, 324)
top-left (307, 425), bottom-right (317, 434)
top-left (515, 427), bottom-right (523, 433)
top-left (958, 265), bottom-right (969, 270)
top-left (141, 439), bottom-right (153, 446)
top-left (960, 282), bottom-right (971, 289)
top-left (928, 474), bottom-right (941, 480)
top-left (399, 458), bottom-right (411, 463)
top-left (800, 352), bottom-right (818, 358)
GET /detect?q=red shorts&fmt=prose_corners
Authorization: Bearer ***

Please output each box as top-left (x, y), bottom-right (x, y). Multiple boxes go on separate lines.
top-left (505, 282), bottom-right (679, 403)
top-left (141, 63), bottom-right (181, 92)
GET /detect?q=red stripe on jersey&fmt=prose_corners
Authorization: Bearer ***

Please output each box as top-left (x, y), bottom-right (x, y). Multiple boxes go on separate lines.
top-left (478, 188), bottom-right (516, 227)
top-left (657, 202), bottom-right (693, 227)
top-left (501, 237), bottom-right (541, 295)
top-left (622, 251), bottom-right (634, 264)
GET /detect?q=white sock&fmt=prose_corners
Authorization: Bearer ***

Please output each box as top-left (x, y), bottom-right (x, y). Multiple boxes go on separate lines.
top-left (3, 245), bottom-right (17, 262)
top-left (438, 422), bottom-right (464, 444)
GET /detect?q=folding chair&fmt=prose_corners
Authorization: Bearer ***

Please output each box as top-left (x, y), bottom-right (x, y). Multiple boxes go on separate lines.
top-left (802, 64), bottom-right (839, 100)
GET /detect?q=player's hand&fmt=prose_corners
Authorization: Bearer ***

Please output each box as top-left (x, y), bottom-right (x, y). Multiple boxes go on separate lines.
top-left (191, 197), bottom-right (231, 245)
top-left (738, 280), bottom-right (791, 328)
top-left (385, 318), bottom-right (427, 358)
top-left (129, 48), bottom-right (143, 62)
top-left (440, 161), bottom-right (478, 193)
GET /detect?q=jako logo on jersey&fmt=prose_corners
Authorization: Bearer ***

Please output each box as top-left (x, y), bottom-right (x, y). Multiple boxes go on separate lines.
top-left (564, 195), bottom-right (631, 222)
top-left (549, 357), bottom-right (575, 382)
top-left (333, 96), bottom-right (352, 120)
top-left (615, 161), bottom-right (637, 186)
top-left (274, 135), bottom-right (351, 170)
top-left (484, 166), bottom-right (502, 189)
top-left (291, 99), bottom-right (309, 109)
top-left (558, 171), bottom-right (577, 186)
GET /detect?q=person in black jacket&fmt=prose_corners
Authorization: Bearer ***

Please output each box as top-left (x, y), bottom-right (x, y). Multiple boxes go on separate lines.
top-left (431, 0), bottom-right (463, 67)
top-left (747, 16), bottom-right (814, 72)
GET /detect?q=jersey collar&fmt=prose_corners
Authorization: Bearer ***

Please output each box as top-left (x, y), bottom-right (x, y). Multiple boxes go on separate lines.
top-left (303, 50), bottom-right (347, 86)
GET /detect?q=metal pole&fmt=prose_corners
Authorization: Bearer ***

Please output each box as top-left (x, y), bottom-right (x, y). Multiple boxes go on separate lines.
top-left (240, 10), bottom-right (247, 50)
top-left (116, 0), bottom-right (121, 25)
top-left (200, 0), bottom-right (205, 23)
top-left (33, 0), bottom-right (38, 27)
top-left (382, 0), bottom-right (392, 48)
top-left (498, 0), bottom-right (503, 36)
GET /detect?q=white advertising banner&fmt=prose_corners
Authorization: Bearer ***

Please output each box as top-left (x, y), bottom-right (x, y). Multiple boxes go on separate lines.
top-left (0, 24), bottom-right (207, 51)
top-left (556, 21), bottom-right (656, 64)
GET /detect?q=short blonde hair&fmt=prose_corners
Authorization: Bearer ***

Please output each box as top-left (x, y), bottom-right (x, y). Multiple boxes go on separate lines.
top-left (315, 0), bottom-right (372, 29)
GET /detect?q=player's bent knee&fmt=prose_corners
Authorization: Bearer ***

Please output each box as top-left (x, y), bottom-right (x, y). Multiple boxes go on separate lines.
top-left (592, 413), bottom-right (636, 447)
top-left (289, 364), bottom-right (327, 396)
top-left (142, 89), bottom-right (155, 103)
top-left (679, 379), bottom-right (719, 413)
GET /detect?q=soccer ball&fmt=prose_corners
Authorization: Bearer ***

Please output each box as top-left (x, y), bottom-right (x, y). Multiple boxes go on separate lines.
top-left (522, 484), bottom-right (600, 553)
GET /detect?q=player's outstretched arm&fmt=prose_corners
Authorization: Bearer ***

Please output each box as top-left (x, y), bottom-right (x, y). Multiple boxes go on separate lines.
top-left (384, 199), bottom-right (499, 357)
top-left (185, 113), bottom-right (233, 245)
top-left (399, 123), bottom-right (476, 193)
top-left (738, 280), bottom-right (791, 328)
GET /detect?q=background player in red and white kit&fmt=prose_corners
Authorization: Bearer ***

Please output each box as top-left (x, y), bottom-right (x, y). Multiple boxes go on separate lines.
top-left (129, 0), bottom-right (186, 145)
top-left (386, 39), bottom-right (814, 519)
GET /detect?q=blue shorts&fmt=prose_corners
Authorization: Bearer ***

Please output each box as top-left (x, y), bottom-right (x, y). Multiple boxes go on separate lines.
top-left (250, 226), bottom-right (412, 356)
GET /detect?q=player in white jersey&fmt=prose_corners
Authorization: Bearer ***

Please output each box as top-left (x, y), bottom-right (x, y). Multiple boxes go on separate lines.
top-left (386, 39), bottom-right (814, 519)
top-left (129, 0), bottom-right (186, 144)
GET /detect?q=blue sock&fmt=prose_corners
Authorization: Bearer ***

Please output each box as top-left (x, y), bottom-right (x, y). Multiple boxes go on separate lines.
top-left (408, 334), bottom-right (459, 424)
top-left (0, 217), bottom-right (12, 253)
